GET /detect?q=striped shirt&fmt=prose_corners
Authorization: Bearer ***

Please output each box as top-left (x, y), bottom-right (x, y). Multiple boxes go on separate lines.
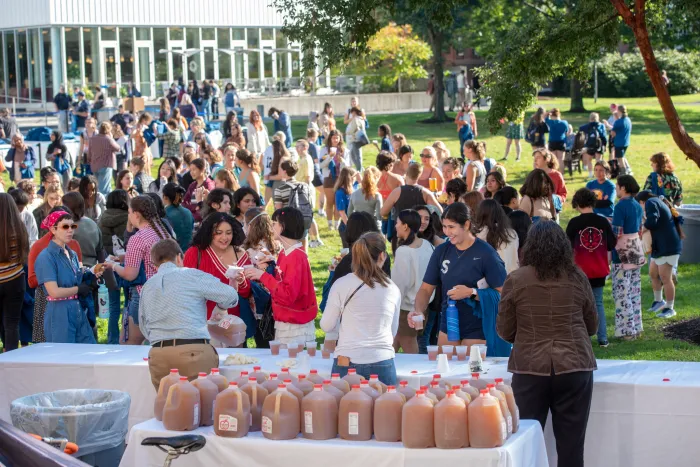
top-left (0, 241), bottom-right (24, 284)
top-left (138, 262), bottom-right (238, 343)
top-left (124, 226), bottom-right (166, 292)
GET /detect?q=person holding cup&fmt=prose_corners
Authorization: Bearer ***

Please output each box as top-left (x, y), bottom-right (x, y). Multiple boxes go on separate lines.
top-left (417, 146), bottom-right (444, 193)
top-left (319, 130), bottom-right (350, 230)
top-left (391, 209), bottom-right (435, 354)
top-left (407, 202), bottom-right (507, 357)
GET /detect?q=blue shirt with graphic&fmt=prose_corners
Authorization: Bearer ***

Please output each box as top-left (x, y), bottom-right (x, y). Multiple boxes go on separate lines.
top-left (586, 179), bottom-right (617, 218)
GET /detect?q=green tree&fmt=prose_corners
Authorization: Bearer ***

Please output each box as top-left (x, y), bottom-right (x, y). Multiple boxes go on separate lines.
top-left (481, 0), bottom-right (700, 167)
top-left (272, 0), bottom-right (462, 121)
top-left (345, 23), bottom-right (432, 92)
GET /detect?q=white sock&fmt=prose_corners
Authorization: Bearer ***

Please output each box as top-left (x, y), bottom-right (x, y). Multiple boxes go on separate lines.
top-left (653, 289), bottom-right (663, 302)
top-left (666, 300), bottom-right (674, 310)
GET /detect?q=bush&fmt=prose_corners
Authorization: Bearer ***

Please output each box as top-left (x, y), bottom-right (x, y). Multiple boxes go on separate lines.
top-left (588, 49), bottom-right (700, 98)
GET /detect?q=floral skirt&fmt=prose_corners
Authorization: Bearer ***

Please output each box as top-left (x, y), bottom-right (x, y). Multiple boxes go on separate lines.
top-left (611, 264), bottom-right (643, 337)
top-left (506, 122), bottom-right (524, 140)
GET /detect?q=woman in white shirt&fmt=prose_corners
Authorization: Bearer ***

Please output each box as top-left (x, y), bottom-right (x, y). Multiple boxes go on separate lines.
top-left (321, 231), bottom-right (401, 385)
top-left (391, 209), bottom-right (434, 354)
top-left (475, 199), bottom-right (520, 273)
top-left (318, 130), bottom-right (350, 229)
top-left (345, 107), bottom-right (365, 171)
top-left (245, 109), bottom-right (270, 156)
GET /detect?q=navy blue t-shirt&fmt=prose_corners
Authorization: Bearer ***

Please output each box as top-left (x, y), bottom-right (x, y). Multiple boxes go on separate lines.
top-left (423, 238), bottom-right (507, 338)
top-left (381, 136), bottom-right (393, 153)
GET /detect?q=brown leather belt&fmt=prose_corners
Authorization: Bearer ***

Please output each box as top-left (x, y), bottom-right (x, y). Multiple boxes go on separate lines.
top-left (152, 338), bottom-right (210, 348)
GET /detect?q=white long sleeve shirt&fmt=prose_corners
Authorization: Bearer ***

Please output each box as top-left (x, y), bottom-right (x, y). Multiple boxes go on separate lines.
top-left (320, 273), bottom-right (401, 364)
top-left (245, 123), bottom-right (270, 155)
top-left (391, 239), bottom-right (435, 311)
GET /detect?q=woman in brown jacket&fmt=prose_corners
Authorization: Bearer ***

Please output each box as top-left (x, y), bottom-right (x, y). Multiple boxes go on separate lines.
top-left (497, 220), bottom-right (598, 467)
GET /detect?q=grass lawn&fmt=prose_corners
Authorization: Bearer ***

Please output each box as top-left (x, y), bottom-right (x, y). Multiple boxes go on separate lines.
top-left (5, 94), bottom-right (700, 361)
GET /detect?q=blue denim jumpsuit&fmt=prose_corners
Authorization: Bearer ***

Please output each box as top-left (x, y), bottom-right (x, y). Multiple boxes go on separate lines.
top-left (35, 241), bottom-right (96, 344)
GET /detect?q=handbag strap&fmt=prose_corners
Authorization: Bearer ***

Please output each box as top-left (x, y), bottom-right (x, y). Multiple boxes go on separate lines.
top-left (339, 282), bottom-right (364, 325)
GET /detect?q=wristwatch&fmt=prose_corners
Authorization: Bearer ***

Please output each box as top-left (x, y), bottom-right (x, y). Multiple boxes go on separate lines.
top-left (469, 289), bottom-right (478, 300)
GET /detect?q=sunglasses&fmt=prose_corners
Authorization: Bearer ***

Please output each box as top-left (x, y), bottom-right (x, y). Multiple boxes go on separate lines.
top-left (56, 224), bottom-right (78, 231)
top-left (420, 153), bottom-right (432, 158)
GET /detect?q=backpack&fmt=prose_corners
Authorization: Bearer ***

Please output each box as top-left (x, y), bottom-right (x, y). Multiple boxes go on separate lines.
top-left (288, 183), bottom-right (313, 230)
top-left (525, 122), bottom-right (537, 144)
top-left (583, 124), bottom-right (602, 151)
top-left (573, 130), bottom-right (587, 153)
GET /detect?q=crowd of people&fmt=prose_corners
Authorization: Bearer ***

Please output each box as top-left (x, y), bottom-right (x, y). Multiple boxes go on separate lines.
top-left (0, 93), bottom-right (687, 467)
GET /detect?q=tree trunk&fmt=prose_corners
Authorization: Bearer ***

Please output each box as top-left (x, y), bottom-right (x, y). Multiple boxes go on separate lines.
top-left (426, 27), bottom-right (448, 122)
top-left (569, 78), bottom-right (586, 113)
top-left (610, 0), bottom-right (700, 167)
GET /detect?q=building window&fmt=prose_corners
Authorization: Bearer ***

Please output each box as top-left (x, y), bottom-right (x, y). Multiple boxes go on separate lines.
top-left (247, 28), bottom-right (259, 80)
top-left (232, 29), bottom-right (244, 41)
top-left (83, 27), bottom-right (98, 85)
top-left (202, 28), bottom-right (215, 41)
top-left (217, 28), bottom-right (231, 82)
top-left (186, 28), bottom-right (200, 80)
top-left (18, 31), bottom-right (29, 101)
top-left (42, 29), bottom-right (53, 97)
top-left (261, 29), bottom-right (273, 41)
top-left (136, 28), bottom-right (150, 41)
top-left (120, 27), bottom-right (134, 87)
top-left (102, 26), bottom-right (117, 41)
top-left (30, 29), bottom-right (42, 101)
top-left (5, 32), bottom-right (16, 97)
top-left (154, 28), bottom-right (168, 82)
top-left (170, 27), bottom-right (184, 41)
top-left (64, 28), bottom-right (80, 87)
top-left (0, 33), bottom-right (6, 101)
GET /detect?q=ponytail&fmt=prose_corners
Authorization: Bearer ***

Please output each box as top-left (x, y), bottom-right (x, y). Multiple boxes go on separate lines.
top-left (351, 232), bottom-right (390, 288)
top-left (663, 197), bottom-right (686, 240)
top-left (397, 209), bottom-right (422, 248)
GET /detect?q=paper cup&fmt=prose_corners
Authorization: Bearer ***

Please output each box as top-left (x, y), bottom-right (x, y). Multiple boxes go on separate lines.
top-left (412, 314), bottom-right (424, 330)
top-left (427, 345), bottom-right (439, 361)
top-left (442, 345), bottom-right (454, 360)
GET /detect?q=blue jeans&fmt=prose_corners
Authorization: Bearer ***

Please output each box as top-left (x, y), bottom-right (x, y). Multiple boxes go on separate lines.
top-left (107, 287), bottom-right (129, 345)
top-left (418, 310), bottom-right (438, 354)
top-left (95, 167), bottom-right (113, 197)
top-left (592, 286), bottom-right (607, 343)
top-left (331, 358), bottom-right (397, 386)
top-left (201, 98), bottom-right (211, 122)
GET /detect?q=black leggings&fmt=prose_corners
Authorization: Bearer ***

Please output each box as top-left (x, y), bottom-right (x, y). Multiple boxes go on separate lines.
top-left (0, 274), bottom-right (27, 351)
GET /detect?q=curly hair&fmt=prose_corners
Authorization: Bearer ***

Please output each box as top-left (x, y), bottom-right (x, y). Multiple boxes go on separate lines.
top-left (361, 167), bottom-right (380, 201)
top-left (650, 152), bottom-right (675, 174)
top-left (243, 207), bottom-right (279, 255)
top-left (376, 151), bottom-right (396, 172)
top-left (521, 221), bottom-right (579, 281)
top-left (129, 195), bottom-right (171, 239)
top-left (235, 148), bottom-right (260, 173)
top-left (475, 199), bottom-right (515, 250)
top-left (463, 140), bottom-right (486, 161)
top-left (571, 188), bottom-right (597, 210)
top-left (191, 212), bottom-right (246, 250)
top-left (201, 188), bottom-right (233, 219)
top-left (533, 148), bottom-right (559, 171)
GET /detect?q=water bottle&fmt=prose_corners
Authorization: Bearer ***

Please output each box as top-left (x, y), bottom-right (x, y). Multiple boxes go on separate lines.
top-left (446, 299), bottom-right (460, 342)
top-left (98, 280), bottom-right (110, 319)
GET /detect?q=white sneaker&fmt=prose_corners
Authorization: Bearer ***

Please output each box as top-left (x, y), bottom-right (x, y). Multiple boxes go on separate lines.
top-left (318, 210), bottom-right (326, 217)
top-left (315, 238), bottom-right (324, 247)
top-left (656, 308), bottom-right (677, 319)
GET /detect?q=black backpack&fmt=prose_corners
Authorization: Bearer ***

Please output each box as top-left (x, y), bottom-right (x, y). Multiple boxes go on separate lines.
top-left (584, 123), bottom-right (602, 151)
top-left (288, 183), bottom-right (313, 230)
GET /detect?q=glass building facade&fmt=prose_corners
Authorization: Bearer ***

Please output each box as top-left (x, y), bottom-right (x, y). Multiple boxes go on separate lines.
top-left (0, 26), bottom-right (302, 104)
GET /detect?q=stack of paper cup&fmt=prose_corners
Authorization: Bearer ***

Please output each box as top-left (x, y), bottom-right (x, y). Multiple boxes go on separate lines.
top-left (436, 353), bottom-right (450, 374)
top-left (469, 344), bottom-right (483, 373)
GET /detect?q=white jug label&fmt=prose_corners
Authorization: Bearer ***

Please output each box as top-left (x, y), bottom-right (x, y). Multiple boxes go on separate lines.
top-left (348, 412), bottom-right (359, 435)
top-left (262, 416), bottom-right (272, 434)
top-left (304, 410), bottom-right (313, 433)
top-left (500, 420), bottom-right (507, 441)
top-left (507, 415), bottom-right (513, 434)
top-left (193, 403), bottom-right (199, 426)
top-left (218, 415), bottom-right (238, 432)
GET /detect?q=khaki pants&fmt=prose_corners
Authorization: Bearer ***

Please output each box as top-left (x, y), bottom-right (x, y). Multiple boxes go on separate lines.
top-left (148, 343), bottom-right (219, 392)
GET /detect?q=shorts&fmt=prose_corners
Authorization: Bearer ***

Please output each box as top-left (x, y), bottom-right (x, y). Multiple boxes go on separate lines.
top-left (128, 288), bottom-right (141, 325)
top-left (398, 310), bottom-right (418, 338)
top-left (586, 147), bottom-right (603, 156)
top-left (548, 141), bottom-right (566, 152)
top-left (439, 304), bottom-right (485, 341)
top-left (615, 146), bottom-right (628, 158)
top-left (323, 176), bottom-right (336, 189)
top-left (652, 255), bottom-right (680, 268)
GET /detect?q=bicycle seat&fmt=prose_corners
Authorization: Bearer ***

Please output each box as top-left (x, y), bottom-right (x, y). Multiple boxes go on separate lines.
top-left (141, 435), bottom-right (206, 452)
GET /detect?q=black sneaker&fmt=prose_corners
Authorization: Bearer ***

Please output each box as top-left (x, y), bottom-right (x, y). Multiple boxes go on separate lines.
top-left (599, 340), bottom-right (609, 348)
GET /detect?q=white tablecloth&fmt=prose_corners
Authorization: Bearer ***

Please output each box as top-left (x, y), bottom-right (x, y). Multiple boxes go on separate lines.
top-left (2, 344), bottom-right (700, 467)
top-left (120, 419), bottom-right (548, 467)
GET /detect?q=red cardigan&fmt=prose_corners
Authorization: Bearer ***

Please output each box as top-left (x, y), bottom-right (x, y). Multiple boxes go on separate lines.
top-left (260, 244), bottom-right (318, 325)
top-left (548, 170), bottom-right (568, 203)
top-left (183, 246), bottom-right (252, 319)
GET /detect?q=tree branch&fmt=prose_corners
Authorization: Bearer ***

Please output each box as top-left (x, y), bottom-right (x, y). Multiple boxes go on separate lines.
top-left (609, 0), bottom-right (635, 27)
top-left (635, 0), bottom-right (646, 27)
top-left (590, 11), bottom-right (622, 32)
top-left (523, 1), bottom-right (556, 18)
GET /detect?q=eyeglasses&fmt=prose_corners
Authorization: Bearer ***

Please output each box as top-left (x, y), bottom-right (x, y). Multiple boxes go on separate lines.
top-left (57, 224), bottom-right (78, 231)
top-left (420, 154), bottom-right (432, 158)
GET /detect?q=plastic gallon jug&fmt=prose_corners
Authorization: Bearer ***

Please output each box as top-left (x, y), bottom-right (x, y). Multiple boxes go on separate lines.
top-left (469, 372), bottom-right (489, 391)
top-left (488, 383), bottom-right (513, 437)
top-left (262, 373), bottom-right (282, 394)
top-left (451, 385), bottom-right (472, 405)
top-left (338, 385), bottom-right (373, 441)
top-left (280, 368), bottom-right (298, 384)
top-left (241, 377), bottom-right (269, 432)
top-left (402, 390), bottom-right (435, 448)
top-left (434, 391), bottom-right (469, 448)
top-left (154, 369), bottom-right (180, 421)
top-left (398, 381), bottom-right (416, 401)
top-left (207, 368), bottom-right (228, 393)
top-left (419, 386), bottom-right (438, 404)
top-left (468, 389), bottom-right (506, 448)
top-left (307, 369), bottom-right (324, 385)
top-left (162, 377), bottom-right (201, 431)
top-left (294, 374), bottom-right (314, 396)
top-left (261, 385), bottom-right (300, 440)
top-left (214, 382), bottom-right (251, 438)
top-left (368, 374), bottom-right (387, 395)
top-left (460, 380), bottom-right (480, 402)
top-left (496, 378), bottom-right (519, 433)
top-left (322, 379), bottom-right (345, 405)
top-left (342, 368), bottom-right (364, 387)
top-left (282, 380), bottom-right (304, 405)
top-left (250, 366), bottom-right (268, 384)
top-left (374, 386), bottom-right (404, 442)
top-left (301, 384), bottom-right (338, 440)
top-left (191, 373), bottom-right (219, 427)
top-left (428, 381), bottom-right (446, 401)
top-left (331, 373), bottom-right (350, 394)
top-left (359, 380), bottom-right (379, 402)
top-left (235, 371), bottom-right (250, 388)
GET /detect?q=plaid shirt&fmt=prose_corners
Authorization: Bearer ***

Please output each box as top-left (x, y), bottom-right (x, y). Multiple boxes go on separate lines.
top-left (88, 134), bottom-right (120, 172)
top-left (157, 126), bottom-right (182, 159)
top-left (125, 226), bottom-right (166, 292)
